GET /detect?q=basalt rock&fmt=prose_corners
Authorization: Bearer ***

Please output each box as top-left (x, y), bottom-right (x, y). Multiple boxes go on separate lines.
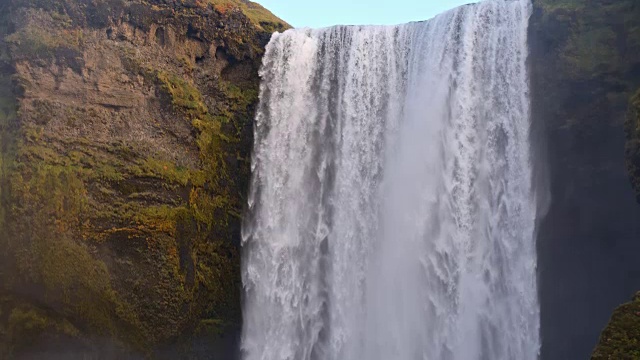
top-left (0, 0), bottom-right (287, 358)
top-left (529, 0), bottom-right (640, 358)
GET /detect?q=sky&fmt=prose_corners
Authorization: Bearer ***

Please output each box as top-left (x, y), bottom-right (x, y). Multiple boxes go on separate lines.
top-left (257, 0), bottom-right (477, 28)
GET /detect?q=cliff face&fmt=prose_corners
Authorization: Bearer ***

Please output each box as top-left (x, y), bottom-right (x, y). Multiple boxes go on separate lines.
top-left (0, 0), bottom-right (286, 358)
top-left (529, 0), bottom-right (640, 358)
top-left (626, 89), bottom-right (640, 201)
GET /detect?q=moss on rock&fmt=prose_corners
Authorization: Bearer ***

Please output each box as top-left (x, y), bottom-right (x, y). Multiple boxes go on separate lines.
top-left (204, 0), bottom-right (289, 32)
top-left (535, 0), bottom-right (640, 80)
top-left (592, 293), bottom-right (640, 359)
top-left (0, 0), bottom-right (285, 357)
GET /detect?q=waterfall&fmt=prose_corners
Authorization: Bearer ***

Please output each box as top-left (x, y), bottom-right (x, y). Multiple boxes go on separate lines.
top-left (241, 1), bottom-right (537, 359)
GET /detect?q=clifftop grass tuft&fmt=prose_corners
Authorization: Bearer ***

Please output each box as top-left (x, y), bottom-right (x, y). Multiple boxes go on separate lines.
top-left (204, 0), bottom-right (289, 32)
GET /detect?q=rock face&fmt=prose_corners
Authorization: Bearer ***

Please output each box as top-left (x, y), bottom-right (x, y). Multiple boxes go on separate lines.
top-left (0, 0), bottom-right (286, 358)
top-left (529, 0), bottom-right (640, 358)
top-left (626, 90), bottom-right (640, 201)
top-left (2, 0), bottom-right (640, 358)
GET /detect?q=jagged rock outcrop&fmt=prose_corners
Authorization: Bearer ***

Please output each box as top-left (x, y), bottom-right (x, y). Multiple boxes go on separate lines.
top-left (529, 0), bottom-right (640, 359)
top-left (0, 0), bottom-right (287, 358)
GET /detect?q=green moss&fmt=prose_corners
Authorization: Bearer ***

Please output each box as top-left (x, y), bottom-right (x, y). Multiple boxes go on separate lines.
top-left (5, 162), bottom-right (146, 350)
top-left (155, 70), bottom-right (233, 202)
top-left (8, 307), bottom-right (49, 342)
top-left (204, 0), bottom-right (289, 32)
top-left (195, 318), bottom-right (225, 337)
top-left (50, 11), bottom-right (74, 29)
top-left (157, 71), bottom-right (208, 116)
top-left (128, 157), bottom-right (195, 186)
top-left (219, 81), bottom-right (259, 117)
top-left (0, 66), bottom-right (245, 347)
top-left (563, 27), bottom-right (618, 75)
top-left (153, 70), bottom-right (245, 328)
top-left (592, 293), bottom-right (640, 359)
top-left (0, 0), bottom-right (266, 352)
top-left (537, 0), bottom-right (638, 79)
top-left (0, 74), bottom-right (17, 281)
top-left (538, 0), bottom-right (584, 12)
top-left (5, 26), bottom-right (83, 60)
top-left (5, 305), bottom-right (80, 355)
top-left (194, 240), bottom-right (241, 322)
top-left (95, 164), bottom-right (126, 181)
top-left (38, 239), bottom-right (116, 330)
top-left (16, 128), bottom-right (199, 189)
top-left (178, 55), bottom-right (195, 73)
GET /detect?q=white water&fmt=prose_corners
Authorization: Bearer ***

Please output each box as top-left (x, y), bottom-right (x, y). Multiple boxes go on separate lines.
top-left (242, 1), bottom-right (538, 359)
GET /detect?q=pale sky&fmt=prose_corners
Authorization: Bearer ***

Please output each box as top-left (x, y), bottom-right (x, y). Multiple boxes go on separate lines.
top-left (258, 0), bottom-right (477, 28)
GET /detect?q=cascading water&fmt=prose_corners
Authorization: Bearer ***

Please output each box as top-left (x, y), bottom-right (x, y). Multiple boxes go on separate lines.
top-left (241, 0), bottom-right (538, 359)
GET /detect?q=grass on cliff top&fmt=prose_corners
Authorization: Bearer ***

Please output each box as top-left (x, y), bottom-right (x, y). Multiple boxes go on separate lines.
top-left (205, 0), bottom-right (289, 31)
top-left (592, 292), bottom-right (640, 359)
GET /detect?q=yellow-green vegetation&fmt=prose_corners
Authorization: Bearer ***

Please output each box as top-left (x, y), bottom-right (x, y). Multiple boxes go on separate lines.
top-left (0, 0), bottom-right (272, 355)
top-left (155, 69), bottom-right (243, 233)
top-left (0, 65), bottom-right (255, 351)
top-left (14, 130), bottom-right (194, 238)
top-left (538, 0), bottom-right (584, 12)
top-left (0, 75), bottom-right (16, 235)
top-left (152, 68), bottom-right (259, 331)
top-left (157, 72), bottom-right (240, 230)
top-left (218, 80), bottom-right (259, 132)
top-left (537, 0), bottom-right (640, 78)
top-left (5, 26), bottom-right (83, 59)
top-left (4, 162), bottom-right (146, 351)
top-left (592, 292), bottom-right (640, 359)
top-left (563, 26), bottom-right (618, 75)
top-left (1, 302), bottom-right (80, 355)
top-left (0, 73), bottom-right (17, 310)
top-left (158, 71), bottom-right (210, 117)
top-left (202, 0), bottom-right (289, 32)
